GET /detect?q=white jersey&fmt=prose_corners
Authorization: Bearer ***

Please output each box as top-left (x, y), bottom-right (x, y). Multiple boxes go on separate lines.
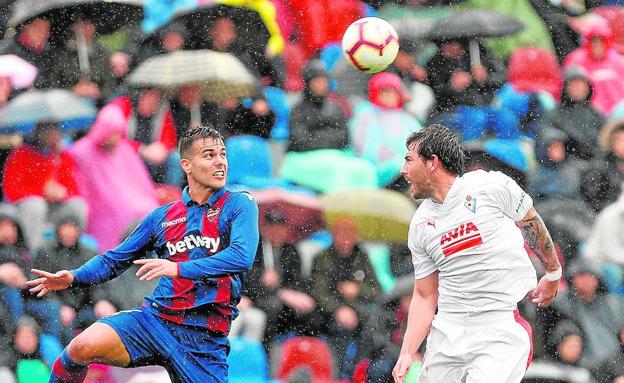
top-left (409, 170), bottom-right (537, 314)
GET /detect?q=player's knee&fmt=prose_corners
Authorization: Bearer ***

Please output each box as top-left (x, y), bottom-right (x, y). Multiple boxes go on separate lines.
top-left (66, 333), bottom-right (98, 364)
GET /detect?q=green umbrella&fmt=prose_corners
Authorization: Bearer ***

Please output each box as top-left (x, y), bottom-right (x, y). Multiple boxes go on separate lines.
top-left (320, 188), bottom-right (416, 244)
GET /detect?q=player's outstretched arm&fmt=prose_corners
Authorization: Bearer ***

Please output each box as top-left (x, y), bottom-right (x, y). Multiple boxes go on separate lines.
top-left (393, 272), bottom-right (439, 383)
top-left (26, 269), bottom-right (74, 298)
top-left (517, 207), bottom-right (562, 307)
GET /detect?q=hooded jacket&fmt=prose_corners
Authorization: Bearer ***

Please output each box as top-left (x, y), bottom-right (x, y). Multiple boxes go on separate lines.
top-left (539, 67), bottom-right (605, 160)
top-left (288, 60), bottom-right (348, 152)
top-left (69, 105), bottom-right (159, 251)
top-left (528, 127), bottom-right (587, 201)
top-left (563, 19), bottom-right (624, 115)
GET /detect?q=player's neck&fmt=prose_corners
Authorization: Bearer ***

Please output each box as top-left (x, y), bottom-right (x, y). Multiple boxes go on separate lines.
top-left (187, 182), bottom-right (217, 205)
top-left (430, 174), bottom-right (457, 204)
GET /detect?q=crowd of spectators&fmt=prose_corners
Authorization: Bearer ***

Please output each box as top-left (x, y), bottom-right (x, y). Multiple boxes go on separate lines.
top-left (1, 0), bottom-right (624, 382)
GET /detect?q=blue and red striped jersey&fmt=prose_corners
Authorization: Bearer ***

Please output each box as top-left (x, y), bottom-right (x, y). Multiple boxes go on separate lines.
top-left (70, 187), bottom-right (259, 335)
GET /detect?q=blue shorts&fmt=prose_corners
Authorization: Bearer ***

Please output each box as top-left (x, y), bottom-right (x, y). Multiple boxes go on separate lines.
top-left (98, 308), bottom-right (229, 383)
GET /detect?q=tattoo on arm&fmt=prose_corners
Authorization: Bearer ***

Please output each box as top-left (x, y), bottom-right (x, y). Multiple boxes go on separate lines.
top-left (518, 211), bottom-right (560, 272)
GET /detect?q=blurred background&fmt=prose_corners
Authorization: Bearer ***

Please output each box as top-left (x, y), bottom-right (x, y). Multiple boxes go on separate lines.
top-left (1, 0), bottom-right (624, 382)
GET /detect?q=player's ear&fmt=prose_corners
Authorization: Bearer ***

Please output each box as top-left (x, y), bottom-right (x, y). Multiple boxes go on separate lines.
top-left (429, 154), bottom-right (438, 172)
top-left (180, 158), bottom-right (192, 174)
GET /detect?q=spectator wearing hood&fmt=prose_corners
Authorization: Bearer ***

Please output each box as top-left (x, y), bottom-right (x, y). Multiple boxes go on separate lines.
top-left (109, 90), bottom-right (181, 185)
top-left (34, 213), bottom-right (117, 344)
top-left (538, 66), bottom-right (605, 160)
top-left (563, 18), bottom-right (624, 116)
top-left (348, 72), bottom-right (421, 188)
top-left (288, 59), bottom-right (349, 152)
top-left (581, 120), bottom-right (624, 211)
top-left (526, 319), bottom-right (596, 383)
top-left (68, 105), bottom-right (159, 252)
top-left (551, 259), bottom-right (624, 370)
top-left (528, 127), bottom-right (588, 201)
top-left (1, 122), bottom-right (87, 252)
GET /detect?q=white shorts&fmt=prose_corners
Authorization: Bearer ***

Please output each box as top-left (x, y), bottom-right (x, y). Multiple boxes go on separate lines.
top-left (418, 309), bottom-right (532, 383)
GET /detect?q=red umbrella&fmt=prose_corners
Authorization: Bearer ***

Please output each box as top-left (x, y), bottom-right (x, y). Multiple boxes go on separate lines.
top-left (250, 188), bottom-right (324, 244)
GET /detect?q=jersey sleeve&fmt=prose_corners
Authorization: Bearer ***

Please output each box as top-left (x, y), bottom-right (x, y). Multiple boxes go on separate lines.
top-left (71, 209), bottom-right (157, 286)
top-left (409, 224), bottom-right (438, 280)
top-left (487, 171), bottom-right (533, 221)
top-left (178, 192), bottom-right (259, 279)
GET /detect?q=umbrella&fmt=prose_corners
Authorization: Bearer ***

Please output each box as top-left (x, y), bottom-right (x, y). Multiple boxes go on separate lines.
top-left (8, 0), bottom-right (145, 35)
top-left (0, 55), bottom-right (38, 89)
top-left (427, 9), bottom-right (525, 41)
top-left (0, 89), bottom-right (97, 133)
top-left (251, 188), bottom-right (324, 244)
top-left (9, 0), bottom-right (144, 76)
top-left (320, 189), bottom-right (416, 244)
top-left (126, 49), bottom-right (257, 102)
top-left (379, 3), bottom-right (452, 41)
top-left (174, 3), bottom-right (270, 54)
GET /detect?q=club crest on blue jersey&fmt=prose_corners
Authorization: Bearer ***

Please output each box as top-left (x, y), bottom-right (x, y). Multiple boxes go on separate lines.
top-left (206, 207), bottom-right (220, 221)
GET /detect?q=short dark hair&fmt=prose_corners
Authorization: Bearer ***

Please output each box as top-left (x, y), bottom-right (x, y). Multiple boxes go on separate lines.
top-left (406, 124), bottom-right (466, 176)
top-left (178, 126), bottom-right (224, 158)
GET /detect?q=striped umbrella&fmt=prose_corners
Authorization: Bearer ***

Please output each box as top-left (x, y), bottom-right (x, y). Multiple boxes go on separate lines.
top-left (126, 50), bottom-right (257, 102)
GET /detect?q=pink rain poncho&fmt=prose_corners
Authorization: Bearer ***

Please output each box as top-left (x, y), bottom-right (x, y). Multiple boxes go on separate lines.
top-left (69, 105), bottom-right (159, 251)
top-left (564, 18), bottom-right (624, 116)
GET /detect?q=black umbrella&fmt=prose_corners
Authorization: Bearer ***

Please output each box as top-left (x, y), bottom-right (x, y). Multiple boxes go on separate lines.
top-left (427, 8), bottom-right (524, 41)
top-left (174, 4), bottom-right (270, 54)
top-left (8, 0), bottom-right (143, 75)
top-left (8, 0), bottom-right (144, 35)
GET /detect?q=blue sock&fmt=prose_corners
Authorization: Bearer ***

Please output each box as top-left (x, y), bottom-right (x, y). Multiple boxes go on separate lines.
top-left (49, 349), bottom-right (88, 383)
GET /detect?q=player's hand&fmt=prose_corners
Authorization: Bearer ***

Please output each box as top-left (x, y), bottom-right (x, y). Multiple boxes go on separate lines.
top-left (134, 259), bottom-right (178, 281)
top-left (393, 352), bottom-right (414, 383)
top-left (529, 275), bottom-right (559, 308)
top-left (26, 269), bottom-right (74, 297)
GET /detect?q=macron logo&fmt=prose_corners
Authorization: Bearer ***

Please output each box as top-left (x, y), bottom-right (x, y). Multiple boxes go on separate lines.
top-left (161, 217), bottom-right (187, 228)
top-left (166, 234), bottom-right (220, 256)
top-left (439, 222), bottom-right (483, 257)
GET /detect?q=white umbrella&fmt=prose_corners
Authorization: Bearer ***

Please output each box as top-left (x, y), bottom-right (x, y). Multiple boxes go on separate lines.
top-left (126, 50), bottom-right (257, 102)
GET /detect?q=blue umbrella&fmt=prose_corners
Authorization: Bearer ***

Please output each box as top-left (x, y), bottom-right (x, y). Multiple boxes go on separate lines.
top-left (0, 89), bottom-right (97, 134)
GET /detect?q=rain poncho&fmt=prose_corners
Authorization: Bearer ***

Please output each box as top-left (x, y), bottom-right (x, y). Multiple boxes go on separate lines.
top-left (348, 72), bottom-right (421, 186)
top-left (69, 105), bottom-right (158, 251)
top-left (563, 19), bottom-right (624, 116)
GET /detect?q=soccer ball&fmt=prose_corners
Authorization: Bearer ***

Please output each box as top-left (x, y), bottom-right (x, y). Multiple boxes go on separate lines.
top-left (342, 17), bottom-right (400, 74)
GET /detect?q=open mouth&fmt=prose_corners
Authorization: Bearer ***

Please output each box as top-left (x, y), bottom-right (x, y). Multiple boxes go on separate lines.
top-left (213, 171), bottom-right (225, 177)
